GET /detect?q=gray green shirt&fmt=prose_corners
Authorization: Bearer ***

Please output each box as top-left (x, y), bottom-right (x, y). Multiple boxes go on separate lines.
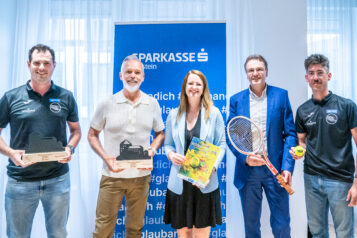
top-left (296, 92), bottom-right (357, 182)
top-left (0, 80), bottom-right (78, 181)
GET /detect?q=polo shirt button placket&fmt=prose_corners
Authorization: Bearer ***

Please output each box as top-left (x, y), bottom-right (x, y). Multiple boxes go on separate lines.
top-left (127, 105), bottom-right (136, 133)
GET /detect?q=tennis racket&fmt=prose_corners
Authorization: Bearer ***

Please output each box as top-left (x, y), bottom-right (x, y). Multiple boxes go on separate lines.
top-left (227, 116), bottom-right (294, 195)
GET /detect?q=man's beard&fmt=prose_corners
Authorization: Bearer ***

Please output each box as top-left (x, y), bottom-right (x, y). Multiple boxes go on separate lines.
top-left (123, 80), bottom-right (141, 92)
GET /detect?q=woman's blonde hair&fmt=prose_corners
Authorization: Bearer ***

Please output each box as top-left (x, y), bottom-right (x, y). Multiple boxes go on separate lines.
top-left (177, 70), bottom-right (213, 121)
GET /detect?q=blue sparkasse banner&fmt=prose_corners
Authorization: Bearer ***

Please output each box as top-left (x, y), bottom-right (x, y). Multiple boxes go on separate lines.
top-left (113, 22), bottom-right (226, 238)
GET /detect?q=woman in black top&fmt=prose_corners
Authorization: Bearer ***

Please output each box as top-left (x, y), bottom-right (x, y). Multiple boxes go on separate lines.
top-left (164, 70), bottom-right (226, 238)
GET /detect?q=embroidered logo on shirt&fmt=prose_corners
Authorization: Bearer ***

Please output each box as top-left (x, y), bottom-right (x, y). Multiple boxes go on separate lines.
top-left (22, 108), bottom-right (36, 113)
top-left (305, 111), bottom-right (316, 126)
top-left (23, 99), bottom-right (33, 104)
top-left (307, 112), bottom-right (314, 118)
top-left (326, 109), bottom-right (337, 114)
top-left (49, 98), bottom-right (61, 103)
top-left (326, 113), bottom-right (338, 125)
top-left (49, 102), bottom-right (61, 113)
top-left (306, 121), bottom-right (316, 126)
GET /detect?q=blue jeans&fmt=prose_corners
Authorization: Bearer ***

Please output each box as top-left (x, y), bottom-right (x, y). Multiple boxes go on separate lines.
top-left (239, 166), bottom-right (290, 238)
top-left (5, 172), bottom-right (70, 238)
top-left (304, 173), bottom-right (354, 238)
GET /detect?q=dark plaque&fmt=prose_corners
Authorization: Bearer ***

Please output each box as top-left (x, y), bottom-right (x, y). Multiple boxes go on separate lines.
top-left (114, 139), bottom-right (152, 169)
top-left (22, 133), bottom-right (67, 163)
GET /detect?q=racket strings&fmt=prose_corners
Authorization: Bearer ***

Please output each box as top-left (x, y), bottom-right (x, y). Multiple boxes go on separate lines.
top-left (228, 118), bottom-right (262, 153)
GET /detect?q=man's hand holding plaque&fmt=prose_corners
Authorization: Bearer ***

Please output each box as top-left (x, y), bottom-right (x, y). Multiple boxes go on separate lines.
top-left (104, 155), bottom-right (124, 173)
top-left (8, 149), bottom-right (34, 167)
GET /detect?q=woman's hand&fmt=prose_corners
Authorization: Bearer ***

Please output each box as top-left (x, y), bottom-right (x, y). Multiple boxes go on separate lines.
top-left (168, 151), bottom-right (186, 165)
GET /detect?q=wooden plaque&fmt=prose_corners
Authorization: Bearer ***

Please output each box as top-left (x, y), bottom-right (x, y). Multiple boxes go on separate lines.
top-left (114, 158), bottom-right (153, 169)
top-left (22, 151), bottom-right (67, 163)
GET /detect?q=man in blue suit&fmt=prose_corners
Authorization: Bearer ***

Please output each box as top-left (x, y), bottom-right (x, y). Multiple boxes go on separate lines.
top-left (227, 55), bottom-right (297, 238)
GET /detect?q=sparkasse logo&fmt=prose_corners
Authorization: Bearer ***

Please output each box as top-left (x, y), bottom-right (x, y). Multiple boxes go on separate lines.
top-left (134, 48), bottom-right (208, 63)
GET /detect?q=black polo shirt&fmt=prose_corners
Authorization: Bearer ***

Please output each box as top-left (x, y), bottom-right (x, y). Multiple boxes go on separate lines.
top-left (296, 92), bottom-right (357, 182)
top-left (0, 80), bottom-right (79, 181)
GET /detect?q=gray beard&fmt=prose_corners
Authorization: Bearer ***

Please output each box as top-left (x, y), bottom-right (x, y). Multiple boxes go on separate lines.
top-left (123, 81), bottom-right (141, 92)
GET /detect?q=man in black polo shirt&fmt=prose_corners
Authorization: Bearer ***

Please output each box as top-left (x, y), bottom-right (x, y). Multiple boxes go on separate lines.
top-left (290, 54), bottom-right (357, 237)
top-left (0, 44), bottom-right (81, 238)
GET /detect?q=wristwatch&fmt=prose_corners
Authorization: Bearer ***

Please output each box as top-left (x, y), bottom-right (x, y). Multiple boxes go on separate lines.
top-left (66, 145), bottom-right (75, 154)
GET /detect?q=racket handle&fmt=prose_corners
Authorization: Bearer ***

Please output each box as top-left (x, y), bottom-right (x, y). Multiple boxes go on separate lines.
top-left (276, 174), bottom-right (294, 195)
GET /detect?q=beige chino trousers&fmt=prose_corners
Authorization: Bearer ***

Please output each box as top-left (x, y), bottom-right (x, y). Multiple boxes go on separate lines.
top-left (93, 175), bottom-right (151, 238)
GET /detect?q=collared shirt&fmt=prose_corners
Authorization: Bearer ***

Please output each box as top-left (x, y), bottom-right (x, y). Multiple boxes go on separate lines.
top-left (249, 85), bottom-right (268, 154)
top-left (90, 90), bottom-right (165, 178)
top-left (0, 80), bottom-right (79, 181)
top-left (296, 92), bottom-right (357, 182)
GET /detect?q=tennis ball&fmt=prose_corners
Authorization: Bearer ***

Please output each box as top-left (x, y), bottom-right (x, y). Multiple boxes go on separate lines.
top-left (294, 146), bottom-right (306, 157)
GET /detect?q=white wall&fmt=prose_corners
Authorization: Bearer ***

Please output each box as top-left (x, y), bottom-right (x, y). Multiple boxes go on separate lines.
top-left (0, 0), bottom-right (16, 94)
top-left (0, 0), bottom-right (17, 236)
top-left (226, 0), bottom-right (308, 237)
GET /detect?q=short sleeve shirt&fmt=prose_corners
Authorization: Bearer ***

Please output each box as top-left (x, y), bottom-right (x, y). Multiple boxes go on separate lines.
top-left (295, 92), bottom-right (357, 182)
top-left (90, 90), bottom-right (165, 178)
top-left (0, 80), bottom-right (79, 181)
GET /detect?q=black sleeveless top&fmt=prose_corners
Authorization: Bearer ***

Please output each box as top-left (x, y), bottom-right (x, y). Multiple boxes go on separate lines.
top-left (184, 110), bottom-right (201, 154)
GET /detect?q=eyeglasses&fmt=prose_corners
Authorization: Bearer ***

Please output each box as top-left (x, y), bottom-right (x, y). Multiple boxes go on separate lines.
top-left (307, 71), bottom-right (328, 77)
top-left (247, 68), bottom-right (265, 75)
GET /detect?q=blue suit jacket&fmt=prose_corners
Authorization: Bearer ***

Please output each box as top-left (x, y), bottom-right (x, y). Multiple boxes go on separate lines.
top-left (227, 85), bottom-right (297, 190)
top-left (165, 106), bottom-right (226, 194)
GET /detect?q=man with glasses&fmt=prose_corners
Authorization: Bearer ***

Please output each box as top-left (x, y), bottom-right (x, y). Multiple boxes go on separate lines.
top-left (290, 54), bottom-right (357, 237)
top-left (227, 54), bottom-right (297, 237)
